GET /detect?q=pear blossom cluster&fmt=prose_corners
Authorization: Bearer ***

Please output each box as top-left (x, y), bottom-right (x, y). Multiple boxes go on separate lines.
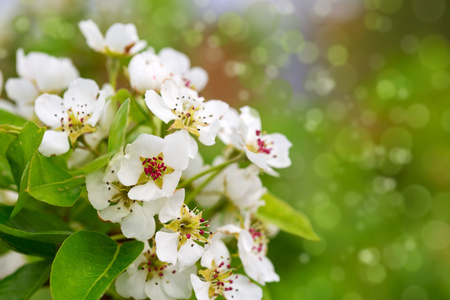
top-left (0, 20), bottom-right (293, 300)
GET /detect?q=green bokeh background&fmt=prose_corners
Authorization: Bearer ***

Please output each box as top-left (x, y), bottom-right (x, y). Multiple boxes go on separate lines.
top-left (1, 0), bottom-right (449, 299)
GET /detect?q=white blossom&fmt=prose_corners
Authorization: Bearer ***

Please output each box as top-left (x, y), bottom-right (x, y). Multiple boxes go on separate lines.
top-left (118, 131), bottom-right (189, 201)
top-left (5, 49), bottom-right (79, 119)
top-left (0, 251), bottom-right (27, 280)
top-left (0, 190), bottom-right (18, 206)
top-left (191, 233), bottom-right (262, 300)
top-left (219, 106), bottom-right (292, 176)
top-left (34, 78), bottom-right (105, 156)
top-left (218, 218), bottom-right (279, 285)
top-left (0, 70), bottom-right (16, 113)
top-left (86, 153), bottom-right (180, 241)
top-left (155, 197), bottom-right (211, 269)
top-left (68, 83), bottom-right (116, 168)
top-left (128, 48), bottom-right (171, 94)
top-left (128, 47), bottom-right (208, 94)
top-left (115, 242), bottom-right (196, 300)
top-left (224, 163), bottom-right (266, 211)
top-left (158, 48), bottom-right (208, 92)
top-left (145, 77), bottom-right (228, 158)
top-left (79, 20), bottom-right (146, 56)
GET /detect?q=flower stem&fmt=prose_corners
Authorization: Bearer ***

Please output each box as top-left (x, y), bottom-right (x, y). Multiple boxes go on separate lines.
top-left (110, 233), bottom-right (127, 241)
top-left (107, 57), bottom-right (120, 90)
top-left (177, 153), bottom-right (243, 189)
top-left (184, 168), bottom-right (223, 205)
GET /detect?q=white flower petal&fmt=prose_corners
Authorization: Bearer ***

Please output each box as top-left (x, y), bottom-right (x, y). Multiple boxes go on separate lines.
top-left (190, 274), bottom-right (211, 300)
top-left (98, 201), bottom-right (130, 223)
top-left (38, 130), bottom-right (70, 157)
top-left (129, 133), bottom-right (165, 158)
top-left (85, 170), bottom-right (116, 210)
top-left (145, 278), bottom-right (171, 300)
top-left (160, 77), bottom-right (198, 111)
top-left (121, 204), bottom-right (156, 241)
top-left (79, 20), bottom-right (106, 52)
top-left (0, 100), bottom-right (15, 114)
top-left (35, 57), bottom-right (79, 92)
top-left (178, 240), bottom-right (203, 269)
top-left (115, 269), bottom-right (147, 300)
top-left (240, 106), bottom-right (262, 131)
top-left (186, 66), bottom-right (208, 91)
top-left (163, 131), bottom-right (189, 170)
top-left (162, 265), bottom-right (195, 299)
top-left (63, 78), bottom-right (102, 121)
top-left (118, 152), bottom-right (143, 186)
top-left (159, 189), bottom-right (185, 223)
top-left (129, 50), bottom-right (170, 93)
top-left (105, 23), bottom-right (139, 55)
top-left (158, 48), bottom-right (190, 75)
top-left (155, 231), bottom-right (179, 265)
top-left (223, 274), bottom-right (262, 300)
top-left (129, 40), bottom-right (147, 55)
top-left (201, 233), bottom-right (228, 269)
top-left (245, 148), bottom-right (268, 171)
top-left (128, 180), bottom-right (162, 201)
top-left (34, 93), bottom-right (65, 127)
top-left (265, 133), bottom-right (292, 168)
top-left (87, 90), bottom-right (106, 126)
top-left (5, 78), bottom-right (38, 105)
top-left (142, 197), bottom-right (166, 217)
top-left (145, 90), bottom-right (174, 123)
top-left (217, 224), bottom-right (242, 235)
top-left (16, 49), bottom-right (29, 79)
top-left (161, 171), bottom-right (182, 197)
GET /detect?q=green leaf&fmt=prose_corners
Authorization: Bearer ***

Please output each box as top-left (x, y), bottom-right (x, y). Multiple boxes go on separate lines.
top-left (0, 260), bottom-right (52, 300)
top-left (25, 154), bottom-right (84, 207)
top-left (29, 287), bottom-right (52, 300)
top-left (108, 99), bottom-right (130, 152)
top-left (6, 121), bottom-right (45, 187)
top-left (0, 109), bottom-right (27, 127)
top-left (9, 122), bottom-right (46, 217)
top-left (0, 206), bottom-right (72, 257)
top-left (262, 284), bottom-right (273, 300)
top-left (70, 152), bottom-right (115, 176)
top-left (0, 133), bottom-right (17, 189)
top-left (70, 196), bottom-right (116, 234)
top-left (112, 89), bottom-right (131, 104)
top-left (51, 231), bottom-right (144, 300)
top-left (256, 192), bottom-right (320, 241)
top-left (113, 89), bottom-right (150, 124)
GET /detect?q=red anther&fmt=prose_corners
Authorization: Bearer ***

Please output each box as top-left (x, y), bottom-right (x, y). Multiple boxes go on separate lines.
top-left (199, 229), bottom-right (205, 235)
top-left (186, 233), bottom-right (191, 239)
top-left (159, 272), bottom-right (163, 277)
top-left (200, 218), bottom-right (205, 222)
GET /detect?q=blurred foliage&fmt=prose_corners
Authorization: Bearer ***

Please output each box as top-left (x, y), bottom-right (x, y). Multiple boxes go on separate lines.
top-left (0, 0), bottom-right (449, 299)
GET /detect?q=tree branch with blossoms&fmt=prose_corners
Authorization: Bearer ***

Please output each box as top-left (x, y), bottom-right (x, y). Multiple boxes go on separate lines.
top-left (0, 20), bottom-right (319, 300)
